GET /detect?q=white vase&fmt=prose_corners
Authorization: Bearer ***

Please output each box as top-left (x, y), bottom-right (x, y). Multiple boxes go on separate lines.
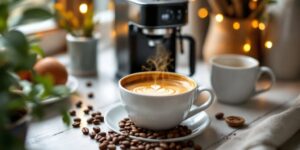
top-left (66, 34), bottom-right (98, 76)
top-left (264, 0), bottom-right (300, 80)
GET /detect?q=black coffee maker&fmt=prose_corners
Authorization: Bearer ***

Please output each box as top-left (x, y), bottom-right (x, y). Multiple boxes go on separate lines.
top-left (116, 0), bottom-right (195, 78)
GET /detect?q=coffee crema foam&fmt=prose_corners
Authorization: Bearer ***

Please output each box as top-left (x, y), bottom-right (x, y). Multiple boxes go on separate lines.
top-left (125, 79), bottom-right (194, 96)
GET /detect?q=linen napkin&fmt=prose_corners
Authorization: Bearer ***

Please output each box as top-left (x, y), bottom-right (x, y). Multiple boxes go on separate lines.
top-left (217, 95), bottom-right (300, 150)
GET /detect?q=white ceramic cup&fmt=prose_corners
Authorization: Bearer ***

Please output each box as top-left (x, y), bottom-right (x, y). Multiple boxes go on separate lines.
top-left (210, 55), bottom-right (276, 104)
top-left (119, 72), bottom-right (215, 130)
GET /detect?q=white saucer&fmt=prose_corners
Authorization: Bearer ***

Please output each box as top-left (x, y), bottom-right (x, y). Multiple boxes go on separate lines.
top-left (41, 76), bottom-right (78, 105)
top-left (104, 103), bottom-right (211, 142)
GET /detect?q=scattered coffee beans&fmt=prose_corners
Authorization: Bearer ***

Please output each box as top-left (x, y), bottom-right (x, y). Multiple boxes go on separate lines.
top-left (93, 127), bottom-right (101, 133)
top-left (90, 132), bottom-right (96, 139)
top-left (88, 105), bottom-right (93, 110)
top-left (87, 118), bottom-right (94, 124)
top-left (93, 119), bottom-right (101, 125)
top-left (74, 117), bottom-right (81, 122)
top-left (88, 93), bottom-right (94, 99)
top-left (82, 127), bottom-right (89, 135)
top-left (215, 112), bottom-right (224, 120)
top-left (225, 116), bottom-right (245, 128)
top-left (72, 122), bottom-right (80, 128)
top-left (76, 101), bottom-right (82, 108)
top-left (69, 110), bottom-right (76, 116)
top-left (84, 109), bottom-right (90, 115)
top-left (86, 82), bottom-right (92, 87)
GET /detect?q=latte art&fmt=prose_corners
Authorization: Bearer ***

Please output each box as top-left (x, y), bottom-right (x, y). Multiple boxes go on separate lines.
top-left (132, 84), bottom-right (179, 96)
top-left (125, 79), bottom-right (195, 96)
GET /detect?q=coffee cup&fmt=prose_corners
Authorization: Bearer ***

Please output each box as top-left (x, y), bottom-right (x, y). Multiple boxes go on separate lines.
top-left (119, 71), bottom-right (215, 130)
top-left (210, 55), bottom-right (276, 104)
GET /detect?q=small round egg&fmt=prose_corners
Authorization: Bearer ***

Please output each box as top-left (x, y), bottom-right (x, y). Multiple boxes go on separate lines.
top-left (34, 57), bottom-right (68, 85)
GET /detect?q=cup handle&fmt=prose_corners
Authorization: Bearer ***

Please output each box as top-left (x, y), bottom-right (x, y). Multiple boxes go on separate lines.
top-left (254, 66), bottom-right (276, 95)
top-left (186, 87), bottom-right (215, 118)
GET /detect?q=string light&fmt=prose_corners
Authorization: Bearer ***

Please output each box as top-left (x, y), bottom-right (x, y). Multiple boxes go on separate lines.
top-left (265, 41), bottom-right (273, 49)
top-left (198, 8), bottom-right (208, 19)
top-left (243, 43), bottom-right (251, 53)
top-left (233, 22), bottom-right (240, 30)
top-left (259, 22), bottom-right (266, 30)
top-left (251, 20), bottom-right (259, 28)
top-left (215, 14), bottom-right (224, 23)
top-left (79, 3), bottom-right (88, 14)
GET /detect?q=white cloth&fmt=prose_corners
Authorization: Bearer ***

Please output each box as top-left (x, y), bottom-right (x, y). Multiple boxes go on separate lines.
top-left (217, 95), bottom-right (300, 150)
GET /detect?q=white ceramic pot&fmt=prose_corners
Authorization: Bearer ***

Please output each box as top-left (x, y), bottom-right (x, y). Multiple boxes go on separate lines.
top-left (66, 34), bottom-right (98, 76)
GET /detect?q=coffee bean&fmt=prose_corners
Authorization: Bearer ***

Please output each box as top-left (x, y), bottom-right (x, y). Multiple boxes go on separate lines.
top-left (69, 110), bottom-right (76, 116)
top-left (130, 146), bottom-right (138, 150)
top-left (93, 119), bottom-right (100, 125)
top-left (215, 112), bottom-right (224, 120)
top-left (75, 101), bottom-right (82, 108)
top-left (194, 144), bottom-right (202, 150)
top-left (87, 118), bottom-right (94, 124)
top-left (88, 93), bottom-right (94, 99)
top-left (72, 122), bottom-right (80, 128)
top-left (93, 127), bottom-right (101, 133)
top-left (74, 117), bottom-right (81, 122)
top-left (225, 116), bottom-right (245, 128)
top-left (86, 82), bottom-right (92, 87)
top-left (107, 144), bottom-right (116, 150)
top-left (87, 105), bottom-right (93, 110)
top-left (99, 132), bottom-right (106, 137)
top-left (159, 142), bottom-right (168, 149)
top-left (95, 134), bottom-right (101, 141)
top-left (120, 144), bottom-right (126, 150)
top-left (154, 147), bottom-right (163, 150)
top-left (83, 109), bottom-right (90, 115)
top-left (90, 132), bottom-right (96, 139)
top-left (82, 127), bottom-right (89, 135)
top-left (99, 143), bottom-right (107, 150)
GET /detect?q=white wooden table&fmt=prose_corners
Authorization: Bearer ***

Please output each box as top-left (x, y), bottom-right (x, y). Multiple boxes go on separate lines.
top-left (26, 49), bottom-right (300, 150)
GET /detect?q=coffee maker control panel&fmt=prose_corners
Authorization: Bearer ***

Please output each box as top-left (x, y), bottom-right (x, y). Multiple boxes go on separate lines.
top-left (128, 0), bottom-right (188, 28)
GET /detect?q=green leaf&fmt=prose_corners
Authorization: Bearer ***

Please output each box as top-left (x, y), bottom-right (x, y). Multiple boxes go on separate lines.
top-left (52, 85), bottom-right (70, 97)
top-left (16, 7), bottom-right (53, 26)
top-left (30, 44), bottom-right (45, 57)
top-left (32, 74), bottom-right (54, 99)
top-left (3, 30), bottom-right (29, 56)
top-left (0, 3), bottom-right (9, 33)
top-left (61, 109), bottom-right (70, 126)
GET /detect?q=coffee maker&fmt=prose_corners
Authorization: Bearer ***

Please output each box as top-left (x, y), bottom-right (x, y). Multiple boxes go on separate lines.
top-left (115, 0), bottom-right (195, 78)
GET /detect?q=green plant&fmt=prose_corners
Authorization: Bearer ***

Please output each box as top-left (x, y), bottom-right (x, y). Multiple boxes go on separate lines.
top-left (0, 0), bottom-right (70, 149)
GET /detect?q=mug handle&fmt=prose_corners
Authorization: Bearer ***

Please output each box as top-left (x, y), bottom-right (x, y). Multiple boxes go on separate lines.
top-left (186, 87), bottom-right (215, 118)
top-left (254, 66), bottom-right (276, 95)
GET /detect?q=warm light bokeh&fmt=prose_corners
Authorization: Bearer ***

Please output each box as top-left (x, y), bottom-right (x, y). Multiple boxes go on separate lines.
top-left (233, 22), bottom-right (240, 30)
top-left (243, 43), bottom-right (251, 53)
top-left (215, 14), bottom-right (224, 23)
top-left (259, 22), bottom-right (266, 30)
top-left (198, 8), bottom-right (208, 19)
top-left (265, 41), bottom-right (273, 49)
top-left (79, 3), bottom-right (88, 14)
top-left (251, 20), bottom-right (259, 28)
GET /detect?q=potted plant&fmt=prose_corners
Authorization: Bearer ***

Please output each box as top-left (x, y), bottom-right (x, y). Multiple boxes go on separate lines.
top-left (0, 1), bottom-right (70, 149)
top-left (54, 0), bottom-right (98, 76)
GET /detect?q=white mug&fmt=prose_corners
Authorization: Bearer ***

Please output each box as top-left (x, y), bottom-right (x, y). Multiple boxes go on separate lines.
top-left (119, 72), bottom-right (215, 130)
top-left (210, 55), bottom-right (276, 104)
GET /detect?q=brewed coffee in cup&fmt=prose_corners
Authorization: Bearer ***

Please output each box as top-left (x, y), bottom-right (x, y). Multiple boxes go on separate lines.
top-left (210, 55), bottom-right (276, 104)
top-left (119, 71), bottom-right (215, 130)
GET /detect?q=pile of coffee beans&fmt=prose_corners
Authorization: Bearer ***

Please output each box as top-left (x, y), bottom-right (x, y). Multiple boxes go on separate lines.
top-left (70, 101), bottom-right (202, 150)
top-left (119, 118), bottom-right (192, 140)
